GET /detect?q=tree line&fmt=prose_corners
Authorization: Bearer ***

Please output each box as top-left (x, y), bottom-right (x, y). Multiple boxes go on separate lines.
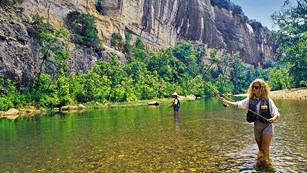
top-left (0, 0), bottom-right (305, 111)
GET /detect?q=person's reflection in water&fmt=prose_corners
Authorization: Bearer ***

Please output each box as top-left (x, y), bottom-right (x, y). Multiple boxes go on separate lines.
top-left (170, 92), bottom-right (180, 130)
top-left (174, 114), bottom-right (180, 130)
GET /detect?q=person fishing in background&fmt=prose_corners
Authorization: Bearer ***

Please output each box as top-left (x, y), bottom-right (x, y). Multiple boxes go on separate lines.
top-left (220, 79), bottom-right (280, 164)
top-left (170, 92), bottom-right (180, 124)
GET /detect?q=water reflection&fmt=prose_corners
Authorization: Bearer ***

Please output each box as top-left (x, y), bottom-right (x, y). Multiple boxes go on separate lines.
top-left (174, 115), bottom-right (180, 129)
top-left (0, 98), bottom-right (306, 172)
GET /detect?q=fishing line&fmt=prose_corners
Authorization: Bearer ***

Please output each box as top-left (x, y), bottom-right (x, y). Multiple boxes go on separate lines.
top-left (176, 58), bottom-right (268, 121)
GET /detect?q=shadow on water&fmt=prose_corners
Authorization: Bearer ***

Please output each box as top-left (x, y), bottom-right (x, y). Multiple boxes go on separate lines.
top-left (0, 98), bottom-right (306, 172)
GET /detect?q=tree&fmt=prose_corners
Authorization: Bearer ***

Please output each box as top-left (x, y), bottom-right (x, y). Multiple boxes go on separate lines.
top-left (124, 32), bottom-right (132, 54)
top-left (232, 5), bottom-right (244, 15)
top-left (230, 52), bottom-right (248, 93)
top-left (67, 11), bottom-right (101, 48)
top-left (111, 33), bottom-right (123, 51)
top-left (210, 0), bottom-right (232, 10)
top-left (271, 0), bottom-right (307, 87)
top-left (37, 28), bottom-right (70, 81)
top-left (268, 67), bottom-right (290, 90)
top-left (134, 37), bottom-right (145, 50)
top-left (173, 42), bottom-right (199, 76)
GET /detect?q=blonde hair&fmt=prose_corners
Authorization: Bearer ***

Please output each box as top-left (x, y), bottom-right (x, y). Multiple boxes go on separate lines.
top-left (247, 79), bottom-right (270, 101)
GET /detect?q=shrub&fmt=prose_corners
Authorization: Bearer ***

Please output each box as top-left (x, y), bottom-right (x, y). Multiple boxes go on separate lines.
top-left (111, 33), bottom-right (123, 51)
top-left (67, 11), bottom-right (101, 48)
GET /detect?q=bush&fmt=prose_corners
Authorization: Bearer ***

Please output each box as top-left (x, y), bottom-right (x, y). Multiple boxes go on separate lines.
top-left (67, 11), bottom-right (101, 48)
top-left (232, 5), bottom-right (244, 15)
top-left (248, 19), bottom-right (263, 30)
top-left (0, 97), bottom-right (14, 111)
top-left (111, 33), bottom-right (123, 51)
top-left (0, 0), bottom-right (14, 6)
top-left (210, 0), bottom-right (232, 10)
top-left (32, 14), bottom-right (53, 34)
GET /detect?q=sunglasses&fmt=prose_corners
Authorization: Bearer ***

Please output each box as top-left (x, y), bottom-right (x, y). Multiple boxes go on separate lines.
top-left (252, 86), bottom-right (260, 89)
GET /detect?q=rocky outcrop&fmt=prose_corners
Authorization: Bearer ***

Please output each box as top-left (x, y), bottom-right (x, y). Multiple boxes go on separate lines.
top-left (0, 0), bottom-right (277, 86)
top-left (98, 0), bottom-right (276, 65)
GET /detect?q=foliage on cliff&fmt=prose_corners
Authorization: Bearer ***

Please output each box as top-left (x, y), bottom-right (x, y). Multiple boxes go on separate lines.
top-left (67, 11), bottom-right (101, 48)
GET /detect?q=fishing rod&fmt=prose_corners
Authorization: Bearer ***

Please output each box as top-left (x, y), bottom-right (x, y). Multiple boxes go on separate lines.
top-left (206, 81), bottom-right (268, 121)
top-left (176, 59), bottom-right (269, 121)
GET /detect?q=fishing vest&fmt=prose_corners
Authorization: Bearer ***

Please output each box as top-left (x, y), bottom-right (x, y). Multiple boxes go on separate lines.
top-left (247, 98), bottom-right (272, 123)
top-left (173, 98), bottom-right (180, 108)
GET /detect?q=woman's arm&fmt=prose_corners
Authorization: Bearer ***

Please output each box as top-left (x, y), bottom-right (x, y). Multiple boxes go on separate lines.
top-left (221, 98), bottom-right (238, 107)
top-left (267, 99), bottom-right (280, 123)
top-left (220, 97), bottom-right (249, 109)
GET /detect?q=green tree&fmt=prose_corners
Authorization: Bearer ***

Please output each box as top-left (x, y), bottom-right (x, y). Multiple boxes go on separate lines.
top-left (271, 0), bottom-right (307, 87)
top-left (89, 56), bottom-right (126, 102)
top-left (29, 74), bottom-right (57, 107)
top-left (230, 52), bottom-right (248, 93)
top-left (67, 11), bottom-right (101, 48)
top-left (215, 74), bottom-right (234, 94)
top-left (172, 42), bottom-right (199, 78)
top-left (134, 37), bottom-right (145, 50)
top-left (124, 32), bottom-right (133, 54)
top-left (111, 33), bottom-right (123, 51)
top-left (0, 79), bottom-right (22, 110)
top-left (268, 67), bottom-right (290, 90)
top-left (147, 50), bottom-right (177, 82)
top-left (32, 14), bottom-right (53, 34)
top-left (55, 75), bottom-right (71, 107)
top-left (37, 28), bottom-right (70, 80)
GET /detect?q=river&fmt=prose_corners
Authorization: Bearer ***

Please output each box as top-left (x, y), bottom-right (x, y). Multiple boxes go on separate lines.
top-left (0, 98), bottom-right (306, 172)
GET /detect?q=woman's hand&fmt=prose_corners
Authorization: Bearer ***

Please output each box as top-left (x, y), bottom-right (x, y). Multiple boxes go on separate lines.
top-left (219, 98), bottom-right (237, 107)
top-left (220, 98), bottom-right (228, 107)
top-left (268, 115), bottom-right (278, 124)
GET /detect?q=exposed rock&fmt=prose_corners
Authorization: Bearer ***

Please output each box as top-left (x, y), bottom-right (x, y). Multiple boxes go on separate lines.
top-left (0, 0), bottom-right (277, 87)
top-left (78, 104), bottom-right (86, 109)
top-left (186, 94), bottom-right (197, 101)
top-left (270, 88), bottom-right (307, 100)
top-left (4, 108), bottom-right (19, 115)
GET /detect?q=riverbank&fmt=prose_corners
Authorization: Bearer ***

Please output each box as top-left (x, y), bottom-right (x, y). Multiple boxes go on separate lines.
top-left (0, 97), bottom-right (177, 120)
top-left (235, 87), bottom-right (307, 101)
top-left (1, 89), bottom-right (306, 120)
top-left (270, 88), bottom-right (307, 100)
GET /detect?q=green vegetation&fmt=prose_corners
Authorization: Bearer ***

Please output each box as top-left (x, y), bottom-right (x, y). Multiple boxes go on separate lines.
top-left (0, 39), bottom-right (269, 111)
top-left (67, 11), bottom-right (100, 48)
top-left (0, 0), bottom-right (23, 7)
top-left (210, 0), bottom-right (244, 16)
top-left (271, 0), bottom-right (307, 87)
top-left (32, 14), bottom-right (53, 34)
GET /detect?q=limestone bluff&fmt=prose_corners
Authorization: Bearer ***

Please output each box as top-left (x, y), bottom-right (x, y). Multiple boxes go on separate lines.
top-left (0, 0), bottom-right (276, 86)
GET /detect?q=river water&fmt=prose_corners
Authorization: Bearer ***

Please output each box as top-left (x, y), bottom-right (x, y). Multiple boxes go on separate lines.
top-left (0, 98), bottom-right (306, 172)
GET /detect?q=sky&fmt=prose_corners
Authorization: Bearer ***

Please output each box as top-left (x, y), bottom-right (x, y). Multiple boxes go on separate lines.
top-left (230, 0), bottom-right (296, 30)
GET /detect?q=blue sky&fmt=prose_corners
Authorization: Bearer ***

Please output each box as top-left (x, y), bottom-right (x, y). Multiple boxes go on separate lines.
top-left (230, 0), bottom-right (296, 30)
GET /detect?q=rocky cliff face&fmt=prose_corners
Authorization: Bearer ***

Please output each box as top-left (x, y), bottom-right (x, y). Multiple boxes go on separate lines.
top-left (0, 0), bottom-right (277, 86)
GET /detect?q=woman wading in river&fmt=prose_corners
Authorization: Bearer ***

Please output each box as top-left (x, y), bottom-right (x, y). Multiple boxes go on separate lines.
top-left (220, 79), bottom-right (280, 163)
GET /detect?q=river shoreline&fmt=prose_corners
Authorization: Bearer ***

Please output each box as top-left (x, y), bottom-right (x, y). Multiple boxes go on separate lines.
top-left (270, 88), bottom-right (307, 100)
top-left (234, 87), bottom-right (307, 100)
top-left (1, 88), bottom-right (306, 120)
